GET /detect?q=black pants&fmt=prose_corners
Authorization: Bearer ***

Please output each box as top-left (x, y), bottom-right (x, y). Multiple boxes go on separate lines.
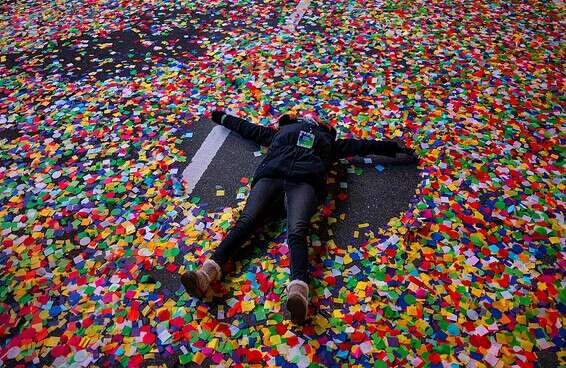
top-left (210, 177), bottom-right (319, 283)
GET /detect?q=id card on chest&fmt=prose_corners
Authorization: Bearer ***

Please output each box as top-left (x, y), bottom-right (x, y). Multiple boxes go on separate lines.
top-left (297, 130), bottom-right (315, 149)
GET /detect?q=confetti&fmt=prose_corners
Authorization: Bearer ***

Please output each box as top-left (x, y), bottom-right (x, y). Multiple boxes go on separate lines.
top-left (0, 0), bottom-right (562, 367)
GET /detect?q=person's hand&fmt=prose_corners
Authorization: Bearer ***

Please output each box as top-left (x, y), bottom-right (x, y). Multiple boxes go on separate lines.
top-left (211, 110), bottom-right (226, 124)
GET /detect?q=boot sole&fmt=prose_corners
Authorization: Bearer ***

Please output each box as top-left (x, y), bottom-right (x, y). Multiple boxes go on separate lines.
top-left (286, 295), bottom-right (307, 324)
top-left (181, 272), bottom-right (205, 298)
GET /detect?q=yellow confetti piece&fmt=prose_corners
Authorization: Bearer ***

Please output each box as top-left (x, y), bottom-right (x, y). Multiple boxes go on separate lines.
top-left (80, 337), bottom-right (90, 348)
top-left (123, 221), bottom-right (136, 235)
top-left (207, 338), bottom-right (219, 349)
top-left (242, 300), bottom-right (255, 312)
top-left (43, 337), bottom-right (59, 347)
top-left (471, 287), bottom-right (483, 297)
top-left (270, 335), bottom-right (281, 345)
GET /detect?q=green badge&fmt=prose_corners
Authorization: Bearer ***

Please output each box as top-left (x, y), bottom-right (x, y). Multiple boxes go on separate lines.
top-left (297, 130), bottom-right (315, 149)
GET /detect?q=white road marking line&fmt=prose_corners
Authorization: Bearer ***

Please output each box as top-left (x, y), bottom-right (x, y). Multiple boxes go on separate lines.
top-left (182, 125), bottom-right (231, 193)
top-left (285, 0), bottom-right (312, 33)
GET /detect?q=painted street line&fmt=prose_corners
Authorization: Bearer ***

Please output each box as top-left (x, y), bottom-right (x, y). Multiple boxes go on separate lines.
top-left (285, 0), bottom-right (312, 33)
top-left (182, 124), bottom-right (231, 193)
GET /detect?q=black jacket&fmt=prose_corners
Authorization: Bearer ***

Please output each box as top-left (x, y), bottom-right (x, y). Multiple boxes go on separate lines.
top-left (213, 113), bottom-right (404, 198)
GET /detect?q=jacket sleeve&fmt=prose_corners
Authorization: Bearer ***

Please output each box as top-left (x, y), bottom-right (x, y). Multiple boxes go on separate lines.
top-left (217, 114), bottom-right (276, 147)
top-left (333, 139), bottom-right (401, 159)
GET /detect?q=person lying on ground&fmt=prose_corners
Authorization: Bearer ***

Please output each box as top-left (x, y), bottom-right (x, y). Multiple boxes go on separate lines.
top-left (181, 110), bottom-right (418, 324)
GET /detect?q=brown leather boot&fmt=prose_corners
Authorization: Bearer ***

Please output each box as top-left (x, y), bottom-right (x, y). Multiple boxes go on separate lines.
top-left (181, 259), bottom-right (221, 298)
top-left (285, 280), bottom-right (309, 324)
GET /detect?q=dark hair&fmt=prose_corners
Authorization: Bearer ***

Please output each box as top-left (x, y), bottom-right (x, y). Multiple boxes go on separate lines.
top-left (278, 114), bottom-right (337, 139)
top-left (278, 114), bottom-right (297, 126)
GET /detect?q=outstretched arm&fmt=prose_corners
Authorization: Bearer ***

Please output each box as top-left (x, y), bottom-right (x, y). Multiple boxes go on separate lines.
top-left (211, 111), bottom-right (276, 147)
top-left (333, 138), bottom-right (415, 160)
